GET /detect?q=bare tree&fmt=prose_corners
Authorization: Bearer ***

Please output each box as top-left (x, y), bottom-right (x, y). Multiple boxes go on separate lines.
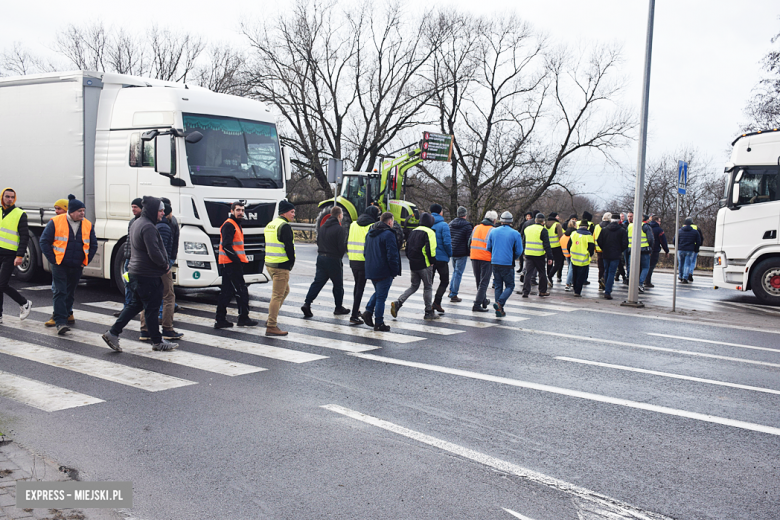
top-left (744, 25), bottom-right (780, 130)
top-left (193, 45), bottom-right (248, 95)
top-left (0, 42), bottom-right (55, 76)
top-left (147, 26), bottom-right (204, 82)
top-left (55, 22), bottom-right (110, 72)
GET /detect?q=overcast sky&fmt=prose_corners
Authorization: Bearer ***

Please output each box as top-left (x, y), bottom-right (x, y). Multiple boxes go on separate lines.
top-left (3, 0), bottom-right (779, 203)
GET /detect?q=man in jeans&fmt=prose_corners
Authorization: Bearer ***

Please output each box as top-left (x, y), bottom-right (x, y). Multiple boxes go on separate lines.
top-left (429, 204), bottom-right (452, 314)
top-left (596, 213), bottom-right (628, 300)
top-left (39, 194), bottom-right (97, 335)
top-left (302, 206), bottom-right (349, 317)
top-left (362, 212), bottom-right (401, 331)
top-left (263, 200), bottom-right (297, 336)
top-left (448, 206), bottom-right (473, 302)
top-left (0, 188), bottom-right (33, 325)
top-left (102, 196), bottom-right (177, 352)
top-left (487, 211), bottom-right (524, 317)
top-left (677, 217), bottom-right (701, 284)
top-left (391, 212), bottom-right (438, 321)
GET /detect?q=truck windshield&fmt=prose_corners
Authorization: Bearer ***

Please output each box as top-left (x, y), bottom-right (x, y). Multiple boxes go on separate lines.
top-left (733, 167), bottom-right (780, 206)
top-left (183, 114), bottom-right (282, 188)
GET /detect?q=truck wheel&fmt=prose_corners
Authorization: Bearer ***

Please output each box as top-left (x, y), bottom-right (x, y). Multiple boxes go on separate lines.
top-left (13, 234), bottom-right (40, 282)
top-left (750, 258), bottom-right (780, 306)
top-left (112, 241), bottom-right (128, 294)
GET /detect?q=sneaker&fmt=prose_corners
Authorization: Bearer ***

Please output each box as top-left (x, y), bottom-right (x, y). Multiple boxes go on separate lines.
top-left (152, 340), bottom-right (179, 351)
top-left (101, 331), bottom-right (122, 352)
top-left (334, 306), bottom-right (350, 315)
top-left (622, 278), bottom-right (629, 285)
top-left (374, 323), bottom-right (390, 332)
top-left (557, 277), bottom-right (562, 283)
top-left (349, 315), bottom-right (364, 325)
top-left (162, 329), bottom-right (184, 340)
top-left (680, 279), bottom-right (688, 284)
top-left (139, 331), bottom-right (151, 342)
top-left (564, 284), bottom-right (572, 292)
top-left (361, 311), bottom-right (374, 328)
top-left (214, 320), bottom-right (234, 329)
top-left (19, 300), bottom-right (32, 320)
top-left (390, 301), bottom-right (400, 318)
top-left (113, 311), bottom-right (121, 317)
top-left (638, 286), bottom-right (645, 293)
top-left (584, 281), bottom-right (591, 285)
top-left (604, 293), bottom-right (613, 300)
top-left (237, 319), bottom-right (259, 327)
top-left (432, 303), bottom-right (445, 314)
top-left (301, 305), bottom-right (313, 318)
top-left (519, 274), bottom-right (525, 283)
top-left (539, 292), bottom-right (550, 297)
top-left (67, 314), bottom-right (75, 324)
top-left (265, 326), bottom-right (288, 336)
top-left (45, 317), bottom-right (56, 327)
top-left (56, 324), bottom-right (70, 335)
top-left (450, 296), bottom-right (462, 303)
top-left (472, 305), bottom-right (489, 312)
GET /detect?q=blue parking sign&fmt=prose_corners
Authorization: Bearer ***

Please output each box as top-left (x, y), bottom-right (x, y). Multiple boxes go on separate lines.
top-left (677, 160), bottom-right (688, 195)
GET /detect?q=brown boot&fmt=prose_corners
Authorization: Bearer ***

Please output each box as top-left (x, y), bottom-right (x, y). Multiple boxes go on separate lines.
top-left (432, 303), bottom-right (445, 314)
top-left (45, 316), bottom-right (56, 327)
top-left (265, 326), bottom-right (288, 336)
top-left (67, 314), bottom-right (75, 324)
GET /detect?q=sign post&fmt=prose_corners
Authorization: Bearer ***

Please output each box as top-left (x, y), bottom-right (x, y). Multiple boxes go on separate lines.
top-left (672, 159), bottom-right (688, 312)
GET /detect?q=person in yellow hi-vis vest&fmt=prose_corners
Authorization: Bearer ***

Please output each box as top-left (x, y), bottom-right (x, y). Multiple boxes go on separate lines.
top-left (264, 200), bottom-right (297, 336)
top-left (569, 220), bottom-right (595, 297)
top-left (345, 206), bottom-right (380, 324)
top-left (0, 188), bottom-right (33, 324)
top-left (391, 212), bottom-right (438, 321)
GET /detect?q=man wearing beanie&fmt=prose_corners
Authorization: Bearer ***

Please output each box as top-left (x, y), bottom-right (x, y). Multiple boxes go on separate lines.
top-left (448, 206), bottom-right (473, 302)
top-left (39, 194), bottom-right (97, 334)
top-left (391, 212), bottom-right (439, 321)
top-left (112, 198), bottom-right (144, 317)
top-left (626, 213), bottom-right (654, 292)
top-left (594, 212), bottom-right (611, 290)
top-left (301, 206), bottom-right (349, 318)
top-left (569, 220), bottom-right (596, 296)
top-left (54, 198), bottom-right (69, 216)
top-left (428, 203), bottom-right (452, 314)
top-left (263, 199), bottom-right (297, 336)
top-left (0, 188), bottom-right (33, 324)
top-left (102, 196), bottom-right (176, 351)
top-left (596, 213), bottom-right (627, 300)
top-left (487, 211), bottom-right (524, 316)
top-left (345, 205), bottom-right (380, 324)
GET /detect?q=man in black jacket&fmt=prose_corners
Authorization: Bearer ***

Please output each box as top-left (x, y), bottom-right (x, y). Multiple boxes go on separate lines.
top-left (596, 213), bottom-right (628, 300)
top-left (346, 206), bottom-right (380, 324)
top-left (302, 206), bottom-right (349, 317)
top-left (391, 213), bottom-right (438, 321)
top-left (0, 188), bottom-right (32, 324)
top-left (644, 214), bottom-right (669, 287)
top-left (448, 206), bottom-right (473, 302)
top-left (214, 202), bottom-right (257, 328)
top-left (102, 196), bottom-right (177, 352)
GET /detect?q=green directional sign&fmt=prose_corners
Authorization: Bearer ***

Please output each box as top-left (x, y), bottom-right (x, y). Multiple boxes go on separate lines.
top-left (421, 132), bottom-right (453, 162)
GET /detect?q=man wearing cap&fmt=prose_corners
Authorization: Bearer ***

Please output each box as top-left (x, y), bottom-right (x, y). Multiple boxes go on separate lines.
top-left (39, 194), bottom-right (97, 334)
top-left (487, 211), bottom-right (524, 316)
top-left (428, 203), bottom-right (452, 314)
top-left (391, 212), bottom-right (438, 321)
top-left (346, 205), bottom-right (380, 324)
top-left (469, 210), bottom-right (497, 312)
top-left (545, 212), bottom-right (564, 286)
top-left (677, 217), bottom-right (701, 284)
top-left (263, 200), bottom-right (296, 336)
top-left (0, 188), bottom-right (33, 324)
top-left (569, 220), bottom-right (596, 296)
top-left (102, 196), bottom-right (177, 352)
top-left (519, 213), bottom-right (553, 298)
top-left (301, 206), bottom-right (349, 318)
top-left (448, 206), bottom-right (473, 302)
top-left (54, 199), bottom-right (69, 216)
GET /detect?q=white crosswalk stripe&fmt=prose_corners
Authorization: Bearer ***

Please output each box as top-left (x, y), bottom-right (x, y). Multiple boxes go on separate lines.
top-left (0, 337), bottom-right (195, 392)
top-left (0, 370), bottom-right (104, 412)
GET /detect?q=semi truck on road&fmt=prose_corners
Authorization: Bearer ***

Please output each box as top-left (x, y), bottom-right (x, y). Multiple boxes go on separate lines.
top-left (0, 71), bottom-right (291, 291)
top-left (714, 129), bottom-right (780, 305)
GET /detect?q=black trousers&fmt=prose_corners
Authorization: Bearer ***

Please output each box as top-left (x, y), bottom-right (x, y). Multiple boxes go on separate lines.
top-left (110, 274), bottom-right (164, 343)
top-left (216, 262), bottom-right (250, 322)
top-left (523, 255), bottom-right (548, 294)
top-left (0, 255), bottom-right (26, 317)
top-left (572, 264), bottom-right (590, 294)
top-left (547, 248), bottom-right (564, 280)
top-left (351, 266), bottom-right (367, 318)
top-left (305, 255), bottom-right (344, 307)
top-left (432, 260), bottom-right (449, 305)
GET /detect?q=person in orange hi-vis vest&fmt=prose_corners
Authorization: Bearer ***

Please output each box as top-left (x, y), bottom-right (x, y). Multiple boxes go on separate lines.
top-left (39, 194), bottom-right (97, 335)
top-left (469, 210), bottom-right (498, 312)
top-left (214, 201), bottom-right (257, 328)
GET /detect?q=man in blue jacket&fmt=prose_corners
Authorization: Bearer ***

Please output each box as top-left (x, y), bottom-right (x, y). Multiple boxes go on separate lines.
top-left (448, 206), bottom-right (473, 302)
top-left (487, 211), bottom-right (524, 317)
top-left (361, 212), bottom-right (401, 332)
top-left (429, 203), bottom-right (452, 314)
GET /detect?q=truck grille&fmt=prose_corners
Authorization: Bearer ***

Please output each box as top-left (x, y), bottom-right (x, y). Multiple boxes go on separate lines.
top-left (204, 201), bottom-right (276, 229)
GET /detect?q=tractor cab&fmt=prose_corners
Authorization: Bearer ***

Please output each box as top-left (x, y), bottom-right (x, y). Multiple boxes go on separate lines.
top-left (339, 173), bottom-right (381, 217)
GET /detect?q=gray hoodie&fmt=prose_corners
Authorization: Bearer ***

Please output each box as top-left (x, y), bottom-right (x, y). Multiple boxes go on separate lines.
top-left (128, 196), bottom-right (169, 277)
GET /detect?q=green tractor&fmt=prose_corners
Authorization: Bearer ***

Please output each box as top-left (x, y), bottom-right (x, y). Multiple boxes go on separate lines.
top-left (317, 134), bottom-right (453, 238)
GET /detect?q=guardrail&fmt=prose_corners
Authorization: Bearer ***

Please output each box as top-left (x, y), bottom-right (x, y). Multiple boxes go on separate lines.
top-left (667, 245), bottom-right (714, 258)
top-left (290, 223), bottom-right (317, 231)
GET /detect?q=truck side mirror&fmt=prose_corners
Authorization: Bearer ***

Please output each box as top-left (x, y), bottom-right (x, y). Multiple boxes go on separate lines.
top-left (155, 135), bottom-right (172, 175)
top-left (282, 146), bottom-right (292, 181)
top-left (185, 131), bottom-right (203, 144)
top-left (731, 184), bottom-right (740, 205)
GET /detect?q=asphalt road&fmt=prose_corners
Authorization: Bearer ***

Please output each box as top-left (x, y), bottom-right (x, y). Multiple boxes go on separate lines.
top-left (1, 243), bottom-right (779, 520)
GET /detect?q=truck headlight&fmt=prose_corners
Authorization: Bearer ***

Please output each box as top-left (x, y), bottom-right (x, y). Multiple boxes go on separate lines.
top-left (715, 253), bottom-right (726, 267)
top-left (184, 241), bottom-right (209, 255)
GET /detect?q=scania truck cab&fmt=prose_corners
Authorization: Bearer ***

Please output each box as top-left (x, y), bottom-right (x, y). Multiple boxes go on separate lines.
top-left (714, 129), bottom-right (780, 304)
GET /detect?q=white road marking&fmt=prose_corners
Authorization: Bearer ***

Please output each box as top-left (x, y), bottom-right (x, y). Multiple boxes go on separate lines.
top-left (582, 308), bottom-right (780, 335)
top-left (348, 354), bottom-right (780, 436)
top-left (0, 338), bottom-right (195, 392)
top-left (646, 333), bottom-right (780, 354)
top-left (322, 404), bottom-right (673, 519)
top-left (55, 305), bottom-right (327, 363)
top-left (4, 314), bottom-right (265, 377)
top-left (502, 509), bottom-right (536, 520)
top-left (555, 356), bottom-right (780, 395)
top-left (0, 370), bottom-right (104, 412)
top-left (19, 285), bottom-right (55, 291)
top-left (493, 325), bottom-right (780, 369)
top-left (83, 303), bottom-right (379, 354)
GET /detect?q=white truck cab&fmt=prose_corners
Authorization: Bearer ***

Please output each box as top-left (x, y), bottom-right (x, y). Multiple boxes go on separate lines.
top-left (714, 129), bottom-right (780, 304)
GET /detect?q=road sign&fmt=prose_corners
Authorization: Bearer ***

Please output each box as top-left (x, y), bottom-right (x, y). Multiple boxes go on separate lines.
top-left (421, 132), bottom-right (453, 162)
top-left (677, 160), bottom-right (688, 195)
top-left (327, 158), bottom-right (343, 184)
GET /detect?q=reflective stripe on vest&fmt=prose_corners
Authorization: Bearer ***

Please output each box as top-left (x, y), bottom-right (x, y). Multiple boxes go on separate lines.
top-left (627, 223), bottom-right (649, 249)
top-left (470, 224), bottom-right (493, 261)
top-left (347, 223), bottom-right (371, 261)
top-left (546, 222), bottom-right (561, 248)
top-left (52, 214), bottom-right (92, 266)
top-left (421, 226), bottom-right (437, 267)
top-left (524, 224), bottom-right (545, 256)
top-left (0, 207), bottom-right (23, 251)
top-left (264, 217), bottom-right (294, 264)
top-left (560, 235), bottom-right (571, 258)
top-left (218, 219), bottom-right (248, 264)
top-left (569, 231), bottom-right (593, 266)
top-left (594, 224), bottom-right (603, 252)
